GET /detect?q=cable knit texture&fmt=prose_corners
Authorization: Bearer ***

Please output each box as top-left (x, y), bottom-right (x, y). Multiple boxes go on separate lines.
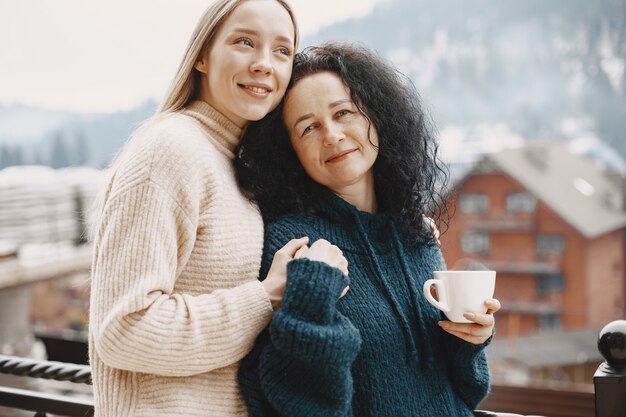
top-left (89, 101), bottom-right (273, 417)
top-left (239, 189), bottom-right (490, 417)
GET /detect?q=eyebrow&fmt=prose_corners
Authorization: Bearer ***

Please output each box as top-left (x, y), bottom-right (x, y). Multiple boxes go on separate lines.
top-left (231, 28), bottom-right (294, 45)
top-left (293, 99), bottom-right (353, 127)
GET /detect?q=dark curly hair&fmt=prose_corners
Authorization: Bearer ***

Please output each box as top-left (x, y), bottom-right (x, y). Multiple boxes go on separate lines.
top-left (236, 41), bottom-right (450, 245)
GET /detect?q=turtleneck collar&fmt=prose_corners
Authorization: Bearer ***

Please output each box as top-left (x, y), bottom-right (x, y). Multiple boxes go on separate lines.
top-left (311, 186), bottom-right (389, 226)
top-left (181, 100), bottom-right (243, 159)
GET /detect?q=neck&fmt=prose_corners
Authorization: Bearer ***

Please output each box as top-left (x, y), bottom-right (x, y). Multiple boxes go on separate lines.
top-left (330, 174), bottom-right (378, 214)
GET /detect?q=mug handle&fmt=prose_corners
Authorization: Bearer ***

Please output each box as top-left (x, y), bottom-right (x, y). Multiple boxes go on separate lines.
top-left (423, 279), bottom-right (450, 312)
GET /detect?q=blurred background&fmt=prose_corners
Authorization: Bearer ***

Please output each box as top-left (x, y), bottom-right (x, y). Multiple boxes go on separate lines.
top-left (1, 0), bottom-right (624, 416)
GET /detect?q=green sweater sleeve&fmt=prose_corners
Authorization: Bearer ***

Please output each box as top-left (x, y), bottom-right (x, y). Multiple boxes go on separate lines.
top-left (240, 258), bottom-right (361, 417)
top-left (441, 325), bottom-right (492, 409)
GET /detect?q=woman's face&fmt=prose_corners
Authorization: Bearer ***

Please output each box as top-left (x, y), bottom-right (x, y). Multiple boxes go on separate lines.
top-left (195, 0), bottom-right (295, 127)
top-left (283, 71), bottom-right (379, 195)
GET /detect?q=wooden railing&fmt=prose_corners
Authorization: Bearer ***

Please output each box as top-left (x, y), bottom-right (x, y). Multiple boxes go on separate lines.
top-left (479, 384), bottom-right (594, 417)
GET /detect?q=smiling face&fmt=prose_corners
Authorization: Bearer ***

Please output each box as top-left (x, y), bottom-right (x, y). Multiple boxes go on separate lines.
top-left (194, 0), bottom-right (295, 127)
top-left (283, 71), bottom-right (380, 199)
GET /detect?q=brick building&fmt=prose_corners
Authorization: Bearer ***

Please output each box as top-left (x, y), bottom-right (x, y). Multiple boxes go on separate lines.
top-left (440, 142), bottom-right (626, 338)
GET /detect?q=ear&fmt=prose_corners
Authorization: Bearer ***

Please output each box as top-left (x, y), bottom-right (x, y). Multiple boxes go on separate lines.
top-left (194, 55), bottom-right (208, 74)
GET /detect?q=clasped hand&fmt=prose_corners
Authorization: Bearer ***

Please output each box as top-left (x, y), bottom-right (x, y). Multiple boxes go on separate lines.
top-left (263, 237), bottom-right (349, 309)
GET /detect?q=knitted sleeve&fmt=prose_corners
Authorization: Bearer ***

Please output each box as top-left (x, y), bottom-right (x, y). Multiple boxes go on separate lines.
top-left (441, 330), bottom-right (491, 409)
top-left (239, 223), bottom-right (361, 417)
top-left (90, 136), bottom-right (272, 377)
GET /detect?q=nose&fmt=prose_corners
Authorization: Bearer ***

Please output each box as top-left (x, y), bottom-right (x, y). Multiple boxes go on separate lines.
top-left (250, 48), bottom-right (273, 75)
top-left (322, 123), bottom-right (345, 146)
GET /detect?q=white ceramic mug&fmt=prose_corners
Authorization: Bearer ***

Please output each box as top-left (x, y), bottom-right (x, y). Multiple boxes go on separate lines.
top-left (423, 270), bottom-right (496, 323)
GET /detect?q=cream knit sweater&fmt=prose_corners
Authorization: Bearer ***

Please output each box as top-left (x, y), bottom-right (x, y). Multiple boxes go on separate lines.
top-left (89, 101), bottom-right (273, 417)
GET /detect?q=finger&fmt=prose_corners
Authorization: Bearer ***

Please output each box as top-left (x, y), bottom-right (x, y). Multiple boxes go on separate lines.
top-left (331, 257), bottom-right (347, 274)
top-left (294, 246), bottom-right (308, 259)
top-left (485, 298), bottom-right (501, 314)
top-left (439, 320), bottom-right (471, 334)
top-left (439, 320), bottom-right (492, 338)
top-left (441, 326), bottom-right (488, 345)
top-left (463, 312), bottom-right (495, 327)
top-left (338, 257), bottom-right (349, 274)
top-left (311, 238), bottom-right (330, 248)
top-left (340, 286), bottom-right (349, 298)
top-left (277, 237), bottom-right (309, 258)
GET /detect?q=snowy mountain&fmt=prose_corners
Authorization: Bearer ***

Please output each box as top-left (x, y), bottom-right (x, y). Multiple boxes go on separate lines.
top-left (1, 0), bottom-right (624, 171)
top-left (303, 0), bottom-right (626, 168)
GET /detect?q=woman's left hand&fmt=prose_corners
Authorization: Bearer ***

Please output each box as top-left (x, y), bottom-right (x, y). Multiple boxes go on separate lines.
top-left (437, 298), bottom-right (501, 345)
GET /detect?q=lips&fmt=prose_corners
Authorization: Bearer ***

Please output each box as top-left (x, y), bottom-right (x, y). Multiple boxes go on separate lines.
top-left (326, 149), bottom-right (357, 163)
top-left (239, 83), bottom-right (273, 97)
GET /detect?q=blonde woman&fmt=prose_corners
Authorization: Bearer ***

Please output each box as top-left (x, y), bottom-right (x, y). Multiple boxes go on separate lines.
top-left (88, 1), bottom-right (339, 416)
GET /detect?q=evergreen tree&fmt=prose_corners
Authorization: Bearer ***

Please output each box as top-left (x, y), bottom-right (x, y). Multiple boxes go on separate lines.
top-left (32, 148), bottom-right (45, 166)
top-left (74, 131), bottom-right (90, 166)
top-left (50, 132), bottom-right (70, 169)
top-left (0, 144), bottom-right (11, 169)
top-left (12, 146), bottom-right (24, 166)
top-left (0, 144), bottom-right (25, 168)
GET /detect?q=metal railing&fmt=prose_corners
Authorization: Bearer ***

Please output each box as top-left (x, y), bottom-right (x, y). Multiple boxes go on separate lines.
top-left (10, 315), bottom-right (626, 417)
top-left (0, 354), bottom-right (93, 417)
top-left (0, 354), bottom-right (540, 417)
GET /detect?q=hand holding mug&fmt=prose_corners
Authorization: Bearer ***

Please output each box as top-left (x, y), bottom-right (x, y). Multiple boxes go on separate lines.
top-left (438, 298), bottom-right (501, 345)
top-left (423, 270), bottom-right (498, 345)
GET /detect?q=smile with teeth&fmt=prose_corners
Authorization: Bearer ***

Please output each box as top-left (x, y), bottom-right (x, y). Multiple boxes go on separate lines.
top-left (241, 84), bottom-right (271, 95)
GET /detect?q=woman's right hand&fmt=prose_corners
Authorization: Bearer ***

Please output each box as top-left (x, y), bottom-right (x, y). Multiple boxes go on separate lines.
top-left (294, 239), bottom-right (348, 276)
top-left (263, 237), bottom-right (309, 309)
top-left (294, 239), bottom-right (350, 298)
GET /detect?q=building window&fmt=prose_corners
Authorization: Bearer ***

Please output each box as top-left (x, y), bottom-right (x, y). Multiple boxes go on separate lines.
top-left (506, 192), bottom-right (536, 214)
top-left (536, 234), bottom-right (566, 258)
top-left (536, 273), bottom-right (564, 296)
top-left (459, 193), bottom-right (489, 214)
top-left (538, 313), bottom-right (562, 331)
top-left (461, 231), bottom-right (489, 254)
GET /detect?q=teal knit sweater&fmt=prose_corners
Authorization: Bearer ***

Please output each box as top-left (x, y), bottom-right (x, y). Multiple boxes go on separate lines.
top-left (239, 191), bottom-right (490, 416)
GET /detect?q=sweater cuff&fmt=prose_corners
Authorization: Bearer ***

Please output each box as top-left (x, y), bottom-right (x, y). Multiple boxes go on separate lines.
top-left (281, 258), bottom-right (349, 324)
top-left (444, 329), bottom-right (492, 365)
top-left (233, 280), bottom-right (275, 334)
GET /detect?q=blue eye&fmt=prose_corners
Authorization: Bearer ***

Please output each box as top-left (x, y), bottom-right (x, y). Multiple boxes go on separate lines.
top-left (277, 47), bottom-right (292, 56)
top-left (235, 38), bottom-right (253, 47)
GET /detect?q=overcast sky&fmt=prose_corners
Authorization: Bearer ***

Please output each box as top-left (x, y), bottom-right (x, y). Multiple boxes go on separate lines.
top-left (0, 0), bottom-right (383, 113)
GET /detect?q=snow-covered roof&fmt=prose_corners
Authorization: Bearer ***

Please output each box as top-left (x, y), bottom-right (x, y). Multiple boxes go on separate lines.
top-left (454, 142), bottom-right (626, 239)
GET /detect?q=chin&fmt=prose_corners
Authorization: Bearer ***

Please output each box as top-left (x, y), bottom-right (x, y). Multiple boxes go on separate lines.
top-left (241, 107), bottom-right (274, 122)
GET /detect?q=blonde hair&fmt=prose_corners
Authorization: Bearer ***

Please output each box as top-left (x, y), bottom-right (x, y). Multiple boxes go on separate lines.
top-left (159, 0), bottom-right (299, 114)
top-left (88, 0), bottom-right (297, 243)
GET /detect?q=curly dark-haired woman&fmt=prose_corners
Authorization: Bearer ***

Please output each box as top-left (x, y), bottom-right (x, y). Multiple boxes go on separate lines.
top-left (235, 42), bottom-right (500, 417)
